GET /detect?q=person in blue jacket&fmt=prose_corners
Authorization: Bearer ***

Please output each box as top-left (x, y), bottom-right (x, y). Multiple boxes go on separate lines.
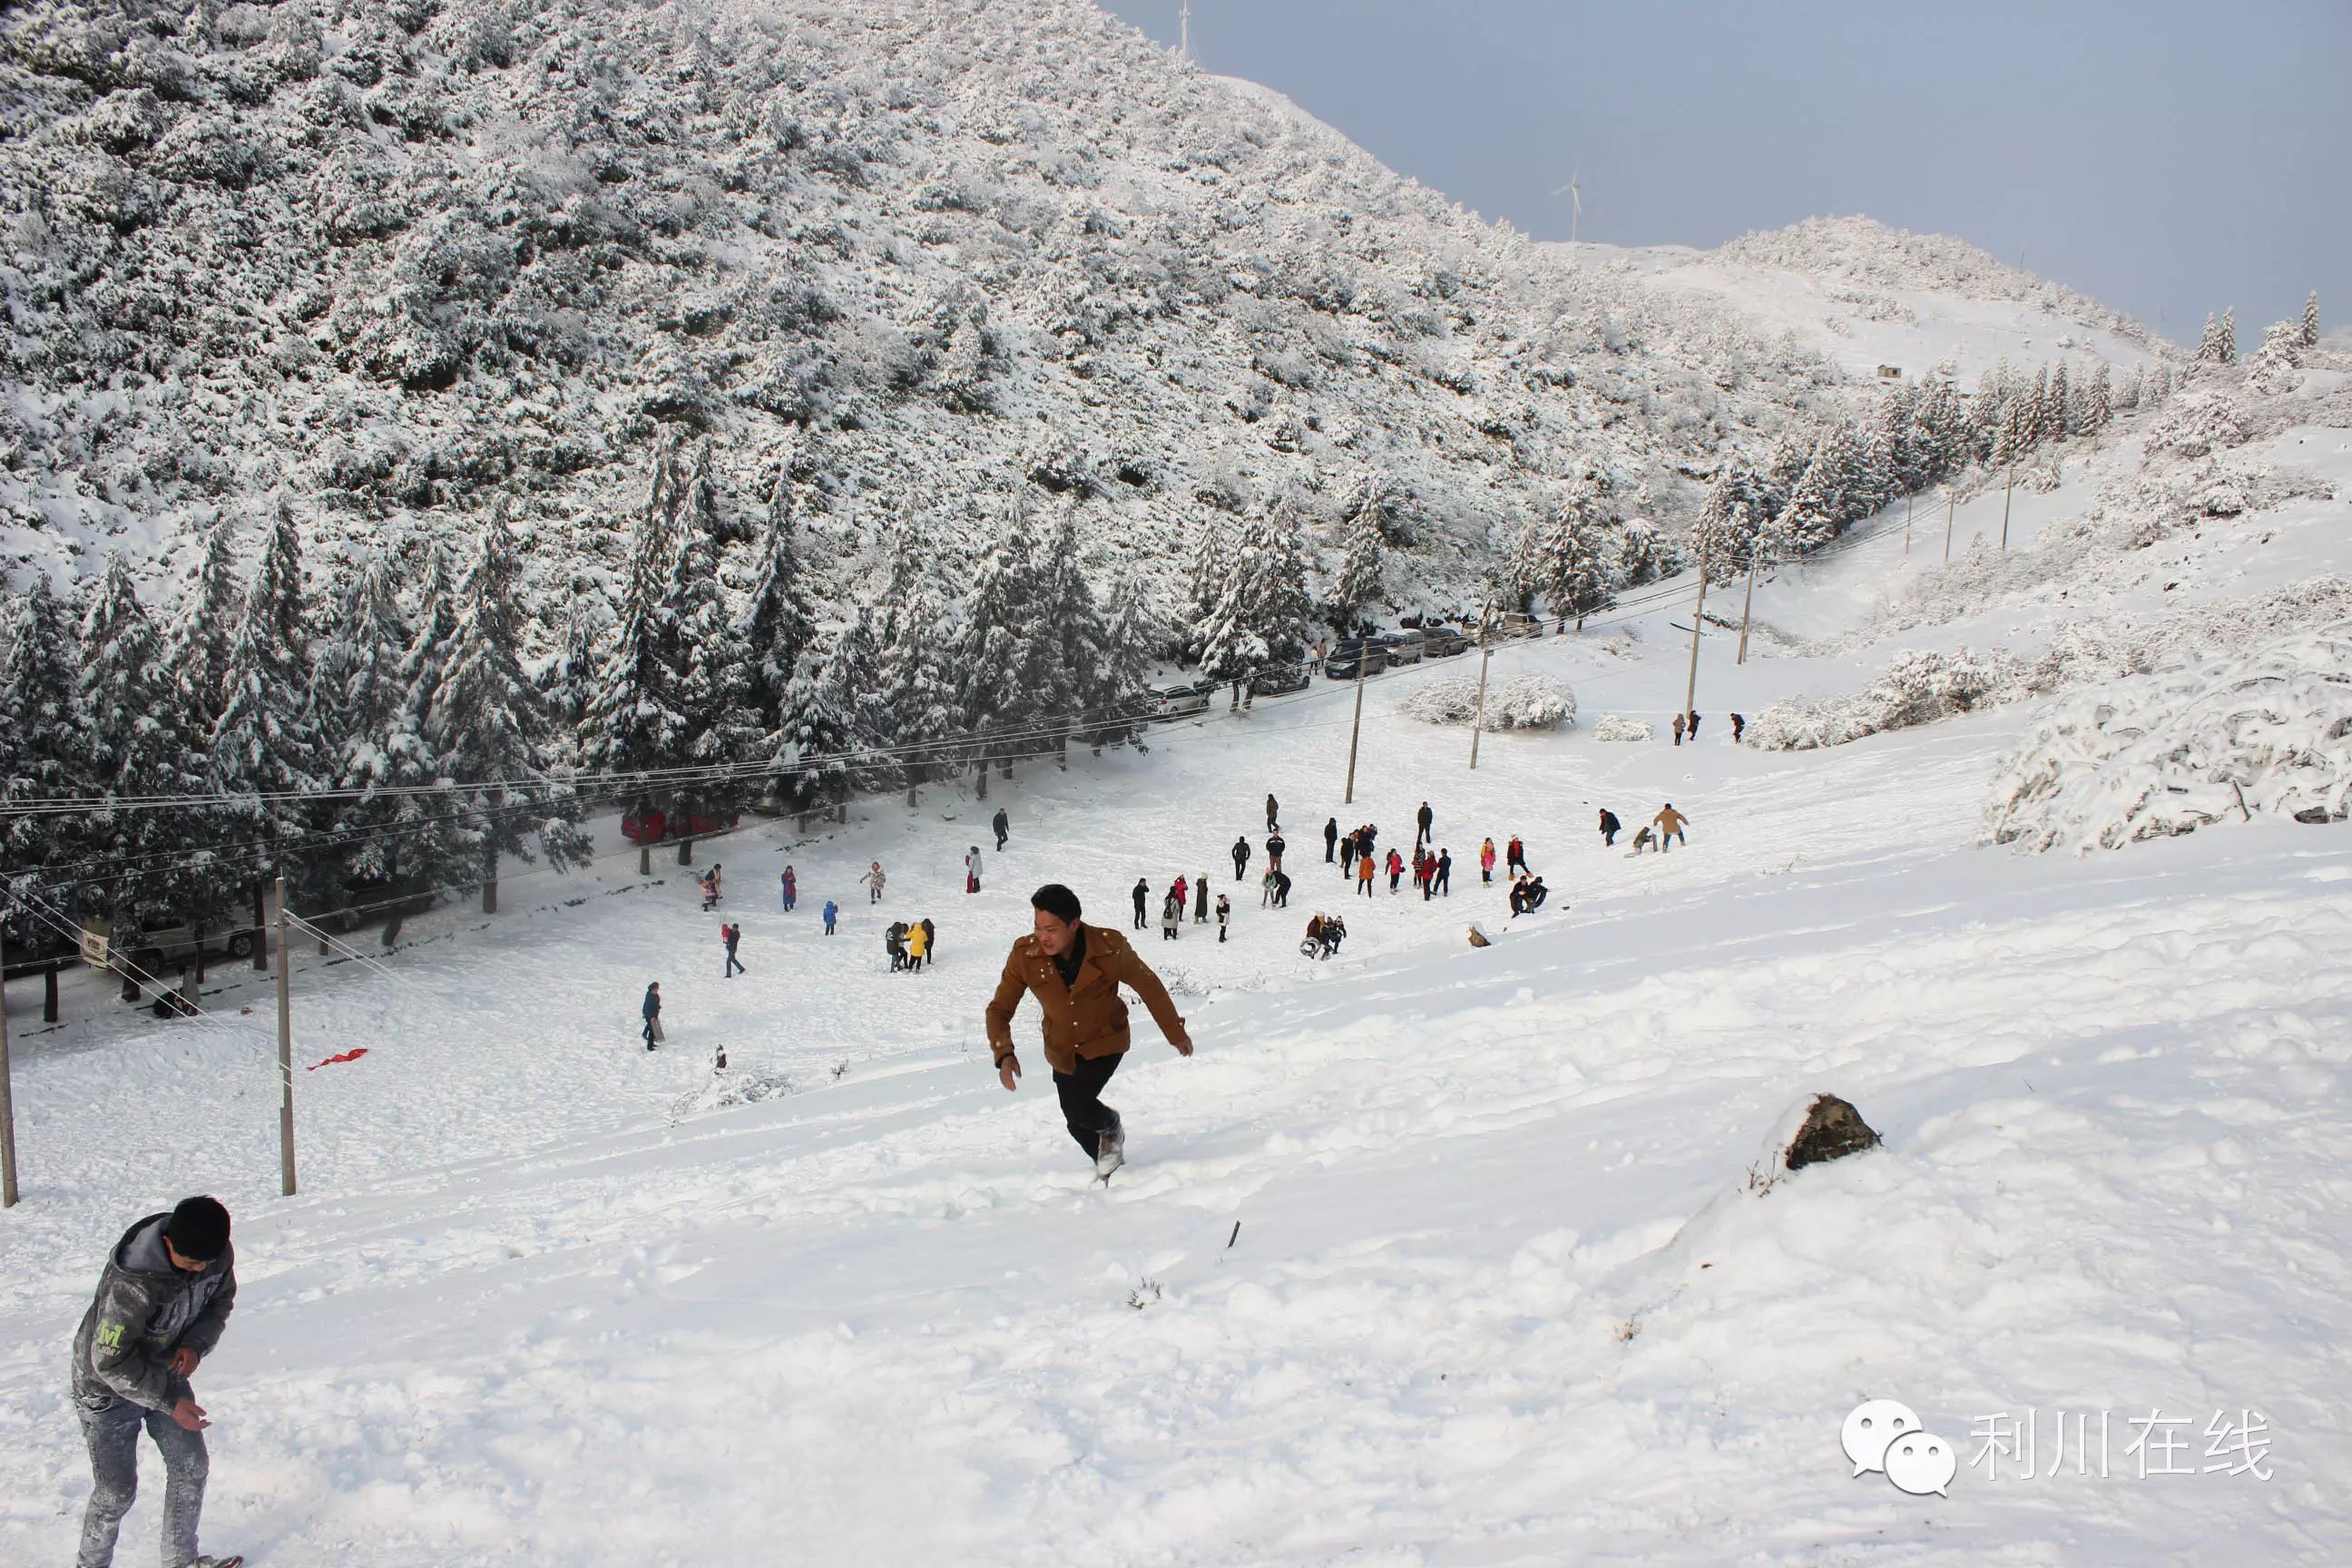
top-left (822, 898), bottom-right (838, 936)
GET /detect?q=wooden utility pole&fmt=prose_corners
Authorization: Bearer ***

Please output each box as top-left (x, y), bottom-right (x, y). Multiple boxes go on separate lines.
top-left (1999, 458), bottom-right (2016, 552)
top-left (1682, 554), bottom-right (1710, 728)
top-left (1944, 492), bottom-right (1956, 563)
top-left (1342, 639), bottom-right (1367, 805)
top-left (1736, 547), bottom-right (1760, 665)
top-left (1468, 601), bottom-right (1494, 769)
top-left (272, 877), bottom-right (296, 1197)
top-left (1904, 491), bottom-right (1915, 554)
top-left (1, 927), bottom-right (20, 1208)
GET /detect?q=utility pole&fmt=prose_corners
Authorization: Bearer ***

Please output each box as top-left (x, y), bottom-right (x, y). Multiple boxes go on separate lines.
top-left (1, 926), bottom-right (20, 1208)
top-left (1468, 600), bottom-right (1494, 769)
top-left (1736, 546), bottom-right (1760, 665)
top-left (1904, 490), bottom-right (1915, 554)
top-left (272, 877), bottom-right (296, 1197)
top-left (1179, 1), bottom-right (1190, 63)
top-left (1682, 552), bottom-right (1710, 729)
top-left (1342, 637), bottom-right (1367, 805)
top-left (1944, 492), bottom-right (1956, 563)
top-left (2000, 457), bottom-right (2016, 552)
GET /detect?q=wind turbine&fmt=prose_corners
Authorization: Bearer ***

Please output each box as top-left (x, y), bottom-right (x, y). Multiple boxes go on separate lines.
top-left (1550, 167), bottom-right (1583, 245)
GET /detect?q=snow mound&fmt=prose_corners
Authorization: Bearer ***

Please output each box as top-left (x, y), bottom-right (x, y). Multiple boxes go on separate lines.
top-left (1746, 649), bottom-right (2024, 750)
top-left (1984, 622), bottom-right (2352, 853)
top-left (670, 1067), bottom-right (800, 1119)
top-left (1402, 671), bottom-right (1576, 731)
top-left (1592, 714), bottom-right (1653, 742)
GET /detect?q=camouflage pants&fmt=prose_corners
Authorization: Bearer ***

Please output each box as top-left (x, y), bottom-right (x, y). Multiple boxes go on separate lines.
top-left (74, 1392), bottom-right (207, 1568)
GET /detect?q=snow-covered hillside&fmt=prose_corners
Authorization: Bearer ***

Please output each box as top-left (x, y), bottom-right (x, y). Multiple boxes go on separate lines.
top-left (4, 341), bottom-right (2349, 1562)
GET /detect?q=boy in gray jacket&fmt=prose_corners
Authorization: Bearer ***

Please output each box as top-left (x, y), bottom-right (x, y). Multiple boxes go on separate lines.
top-left (70, 1195), bottom-right (240, 1568)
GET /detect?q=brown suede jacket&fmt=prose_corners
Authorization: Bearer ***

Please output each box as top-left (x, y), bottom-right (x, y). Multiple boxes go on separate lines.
top-left (985, 922), bottom-right (1189, 1075)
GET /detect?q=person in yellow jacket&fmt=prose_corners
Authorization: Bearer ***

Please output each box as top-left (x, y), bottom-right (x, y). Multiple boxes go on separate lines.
top-left (906, 917), bottom-right (930, 973)
top-left (986, 884), bottom-right (1191, 1174)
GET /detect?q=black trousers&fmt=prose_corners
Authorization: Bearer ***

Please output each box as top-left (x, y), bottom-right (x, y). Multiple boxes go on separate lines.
top-left (995, 828), bottom-right (1008, 849)
top-left (1132, 900), bottom-right (1147, 929)
top-left (1054, 1052), bottom-right (1122, 1157)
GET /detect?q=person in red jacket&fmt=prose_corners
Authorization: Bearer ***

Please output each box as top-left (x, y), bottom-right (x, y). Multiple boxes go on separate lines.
top-left (1386, 847), bottom-right (1405, 893)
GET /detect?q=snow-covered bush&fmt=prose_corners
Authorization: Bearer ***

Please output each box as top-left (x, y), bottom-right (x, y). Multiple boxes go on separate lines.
top-left (1746, 648), bottom-right (2027, 750)
top-left (1403, 671), bottom-right (1577, 731)
top-left (1984, 622), bottom-right (2352, 853)
top-left (2141, 386), bottom-right (2254, 458)
top-left (1592, 714), bottom-right (1652, 741)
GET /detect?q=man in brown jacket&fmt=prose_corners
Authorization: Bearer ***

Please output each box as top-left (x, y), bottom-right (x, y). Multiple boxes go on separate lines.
top-left (987, 884), bottom-right (1192, 1174)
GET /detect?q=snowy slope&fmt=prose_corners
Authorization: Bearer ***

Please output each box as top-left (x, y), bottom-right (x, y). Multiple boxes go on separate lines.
top-left (5, 408), bottom-right (2351, 1560)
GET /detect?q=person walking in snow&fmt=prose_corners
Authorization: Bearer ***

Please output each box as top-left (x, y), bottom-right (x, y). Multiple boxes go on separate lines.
top-left (1266, 829), bottom-right (1287, 873)
top-left (700, 868), bottom-right (719, 911)
top-left (1386, 847), bottom-right (1405, 894)
top-left (822, 898), bottom-right (838, 936)
top-left (722, 922), bottom-right (744, 978)
top-left (861, 861), bottom-right (887, 904)
top-left (1416, 800), bottom-right (1434, 848)
top-left (642, 983), bottom-right (662, 1049)
top-left (1434, 848), bottom-right (1452, 897)
top-left (1265, 792), bottom-right (1279, 832)
top-left (1479, 837), bottom-right (1496, 885)
top-left (1653, 803), bottom-right (1690, 852)
top-left (71, 1195), bottom-right (242, 1568)
top-left (1730, 712), bottom-right (1746, 744)
top-left (1171, 875), bottom-right (1190, 916)
top-left (965, 845), bottom-right (984, 895)
top-left (1132, 877), bottom-right (1150, 929)
top-left (1505, 835), bottom-right (1527, 877)
top-left (780, 866), bottom-right (798, 911)
top-left (1671, 712), bottom-right (1686, 747)
top-left (887, 922), bottom-right (909, 971)
top-left (906, 918), bottom-right (929, 973)
top-left (1323, 816), bottom-right (1339, 863)
top-left (1357, 852), bottom-right (1376, 898)
top-left (1216, 894), bottom-right (1231, 942)
top-left (1339, 828), bottom-right (1358, 878)
top-left (987, 884), bottom-right (1192, 1177)
top-left (922, 916), bottom-right (937, 964)
top-left (1688, 711), bottom-right (1702, 741)
top-left (1231, 835), bottom-right (1250, 882)
top-left (1598, 808), bottom-right (1621, 848)
top-left (1194, 875), bottom-right (1210, 924)
top-left (993, 807), bottom-right (1010, 851)
top-left (1160, 890), bottom-right (1181, 941)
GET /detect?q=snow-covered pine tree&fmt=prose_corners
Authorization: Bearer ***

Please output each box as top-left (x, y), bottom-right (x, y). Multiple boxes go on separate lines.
top-left (953, 501), bottom-right (1042, 795)
top-left (397, 542), bottom-right (461, 727)
top-left (1988, 397), bottom-right (2023, 472)
top-left (869, 519), bottom-right (956, 802)
top-left (538, 590), bottom-right (609, 744)
top-left (1689, 481), bottom-right (1758, 590)
top-left (1093, 569), bottom-right (1159, 751)
top-left (2304, 291), bottom-right (2321, 348)
top-left (1030, 502), bottom-right (1112, 766)
top-left (171, 513), bottom-right (242, 738)
top-left (1334, 499), bottom-right (1386, 632)
top-left (429, 514), bottom-right (593, 914)
top-left (1180, 513), bottom-right (1232, 662)
top-left (211, 501), bottom-right (328, 908)
top-left (580, 466), bottom-right (691, 827)
top-left (1543, 495), bottom-right (1622, 624)
top-left (1872, 381), bottom-right (1926, 495)
top-left (1197, 500), bottom-right (1312, 709)
top-left (2024, 367), bottom-right (2053, 448)
top-left (2046, 362), bottom-right (2072, 438)
top-left (2116, 365), bottom-right (2143, 411)
top-left (2083, 362), bottom-right (2113, 434)
top-left (1778, 443), bottom-right (1840, 557)
top-left (0, 573), bottom-right (85, 946)
top-left (2197, 312), bottom-right (2230, 363)
top-left (737, 457), bottom-right (816, 738)
top-left (2220, 307), bottom-right (2238, 362)
top-left (669, 461), bottom-right (761, 855)
top-left (74, 555), bottom-right (211, 926)
top-left (776, 610), bottom-right (886, 816)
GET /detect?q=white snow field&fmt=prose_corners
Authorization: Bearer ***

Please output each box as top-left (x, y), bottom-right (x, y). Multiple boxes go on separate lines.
top-left (6, 399), bottom-right (2352, 1565)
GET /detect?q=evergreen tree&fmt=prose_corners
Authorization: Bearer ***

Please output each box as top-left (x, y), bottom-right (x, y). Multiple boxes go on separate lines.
top-left (1196, 500), bottom-right (1312, 709)
top-left (2304, 291), bottom-right (2321, 349)
top-left (2046, 362), bottom-right (2072, 438)
top-left (776, 611), bottom-right (886, 814)
top-left (953, 502), bottom-right (1043, 793)
top-left (1543, 495), bottom-right (1622, 623)
top-left (581, 466), bottom-right (691, 802)
top-left (1777, 443), bottom-right (1840, 556)
top-left (398, 543), bottom-right (461, 730)
top-left (1030, 503), bottom-right (1112, 766)
top-left (1, 573), bottom-right (86, 946)
top-left (870, 521), bottom-right (956, 800)
top-left (74, 556), bottom-right (211, 926)
top-left (1334, 502), bottom-right (1386, 631)
top-left (2198, 311), bottom-right (2232, 364)
top-left (2220, 308), bottom-right (2238, 362)
top-left (2116, 365), bottom-right (2143, 411)
top-left (430, 516), bottom-right (593, 913)
top-left (211, 502), bottom-right (328, 903)
top-left (538, 589), bottom-right (608, 745)
top-left (171, 514), bottom-right (242, 738)
top-left (1093, 569), bottom-right (1159, 750)
top-left (2083, 363), bottom-right (2113, 435)
top-left (670, 466), bottom-right (761, 841)
top-left (1689, 482), bottom-right (1757, 590)
top-left (737, 460), bottom-right (816, 738)
top-left (1180, 514), bottom-right (1232, 662)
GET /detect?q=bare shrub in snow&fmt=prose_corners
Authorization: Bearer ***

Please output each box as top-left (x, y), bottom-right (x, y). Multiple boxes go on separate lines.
top-left (1592, 714), bottom-right (1652, 741)
top-left (1403, 671), bottom-right (1576, 731)
top-left (1984, 622), bottom-right (2352, 853)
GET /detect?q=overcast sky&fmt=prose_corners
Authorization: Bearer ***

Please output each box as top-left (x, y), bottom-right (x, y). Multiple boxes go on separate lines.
top-left (1099, 0), bottom-right (2347, 348)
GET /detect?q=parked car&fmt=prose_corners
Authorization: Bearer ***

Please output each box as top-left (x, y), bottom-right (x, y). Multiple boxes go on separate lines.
top-left (1377, 631), bottom-right (1426, 665)
top-left (1147, 681), bottom-right (1212, 720)
top-left (1495, 610), bottom-right (1542, 641)
top-left (1250, 661), bottom-right (1311, 697)
top-left (1421, 626), bottom-right (1471, 656)
top-left (122, 922), bottom-right (256, 965)
top-left (1325, 640), bottom-right (1387, 680)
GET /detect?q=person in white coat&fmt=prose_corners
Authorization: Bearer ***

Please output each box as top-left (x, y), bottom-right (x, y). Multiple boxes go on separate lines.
top-left (965, 846), bottom-right (984, 894)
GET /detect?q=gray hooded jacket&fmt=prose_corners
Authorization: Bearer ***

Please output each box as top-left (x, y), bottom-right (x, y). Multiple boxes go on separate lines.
top-left (70, 1212), bottom-right (237, 1410)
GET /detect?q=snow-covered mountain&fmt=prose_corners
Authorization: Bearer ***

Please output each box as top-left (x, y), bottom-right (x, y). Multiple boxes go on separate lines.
top-left (0, 0), bottom-right (2153, 635)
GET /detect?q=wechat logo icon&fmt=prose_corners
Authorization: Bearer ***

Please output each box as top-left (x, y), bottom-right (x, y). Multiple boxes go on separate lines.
top-left (1843, 1398), bottom-right (1957, 1497)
